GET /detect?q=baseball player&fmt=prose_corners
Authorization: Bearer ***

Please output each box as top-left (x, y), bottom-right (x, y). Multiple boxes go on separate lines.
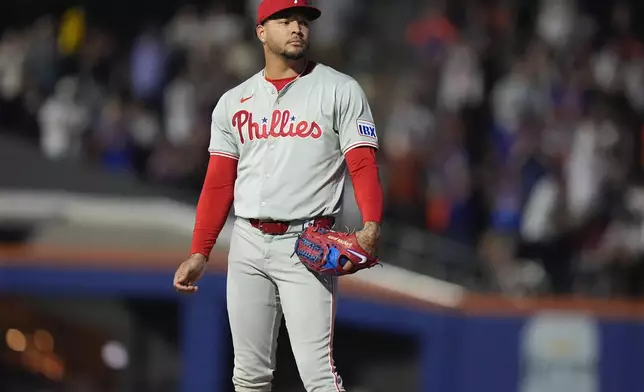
top-left (173, 0), bottom-right (384, 391)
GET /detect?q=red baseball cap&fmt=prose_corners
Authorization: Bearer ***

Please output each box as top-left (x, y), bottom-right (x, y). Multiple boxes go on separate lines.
top-left (256, 0), bottom-right (322, 25)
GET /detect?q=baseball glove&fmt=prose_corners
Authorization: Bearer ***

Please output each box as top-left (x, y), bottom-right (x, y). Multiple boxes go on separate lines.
top-left (293, 226), bottom-right (379, 276)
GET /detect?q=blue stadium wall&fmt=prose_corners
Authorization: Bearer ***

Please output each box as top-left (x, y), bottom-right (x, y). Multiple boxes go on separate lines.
top-left (1, 263), bottom-right (644, 392)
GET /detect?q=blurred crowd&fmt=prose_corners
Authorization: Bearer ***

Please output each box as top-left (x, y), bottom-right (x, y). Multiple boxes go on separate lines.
top-left (2, 0), bottom-right (644, 298)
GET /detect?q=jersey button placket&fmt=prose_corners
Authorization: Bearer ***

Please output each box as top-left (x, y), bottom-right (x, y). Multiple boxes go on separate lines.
top-left (256, 84), bottom-right (273, 216)
top-left (260, 147), bottom-right (274, 215)
top-left (261, 81), bottom-right (279, 215)
top-left (259, 161), bottom-right (272, 210)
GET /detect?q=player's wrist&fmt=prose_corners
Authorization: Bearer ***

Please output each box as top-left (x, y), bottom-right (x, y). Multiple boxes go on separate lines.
top-left (189, 252), bottom-right (209, 263)
top-left (362, 221), bottom-right (380, 235)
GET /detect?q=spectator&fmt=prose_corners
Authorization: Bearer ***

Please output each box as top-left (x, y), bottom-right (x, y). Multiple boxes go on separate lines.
top-left (23, 16), bottom-right (59, 94)
top-left (37, 76), bottom-right (88, 160)
top-left (564, 99), bottom-right (620, 225)
top-left (0, 29), bottom-right (27, 128)
top-left (93, 96), bottom-right (133, 172)
top-left (201, 4), bottom-right (245, 52)
top-left (163, 67), bottom-right (197, 147)
top-left (382, 79), bottom-right (434, 227)
top-left (426, 113), bottom-right (474, 244)
top-left (130, 27), bottom-right (167, 108)
top-left (0, 29), bottom-right (26, 102)
top-left (165, 4), bottom-right (202, 52)
top-left (536, 0), bottom-right (577, 54)
top-left (405, 2), bottom-right (458, 62)
top-left (128, 101), bottom-right (161, 178)
top-left (437, 40), bottom-right (484, 112)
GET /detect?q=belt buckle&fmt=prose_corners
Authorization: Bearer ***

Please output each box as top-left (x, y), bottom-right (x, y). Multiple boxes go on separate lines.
top-left (308, 217), bottom-right (333, 230)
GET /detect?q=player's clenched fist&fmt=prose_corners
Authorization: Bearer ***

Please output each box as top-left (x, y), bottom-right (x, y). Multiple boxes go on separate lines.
top-left (355, 221), bottom-right (380, 257)
top-left (173, 253), bottom-right (208, 294)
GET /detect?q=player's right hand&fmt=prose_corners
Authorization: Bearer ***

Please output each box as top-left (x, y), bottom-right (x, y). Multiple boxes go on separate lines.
top-left (173, 253), bottom-right (208, 294)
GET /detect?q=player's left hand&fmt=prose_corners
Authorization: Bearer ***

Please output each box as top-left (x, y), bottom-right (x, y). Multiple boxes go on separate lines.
top-left (339, 221), bottom-right (379, 273)
top-left (294, 222), bottom-right (380, 276)
top-left (350, 221), bottom-right (380, 271)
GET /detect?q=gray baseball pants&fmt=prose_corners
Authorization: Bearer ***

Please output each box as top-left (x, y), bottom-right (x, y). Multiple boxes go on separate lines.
top-left (226, 217), bottom-right (345, 392)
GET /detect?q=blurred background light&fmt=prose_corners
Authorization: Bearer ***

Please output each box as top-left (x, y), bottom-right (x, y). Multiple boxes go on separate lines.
top-left (41, 353), bottom-right (64, 381)
top-left (5, 328), bottom-right (27, 352)
top-left (101, 340), bottom-right (129, 370)
top-left (33, 329), bottom-right (54, 353)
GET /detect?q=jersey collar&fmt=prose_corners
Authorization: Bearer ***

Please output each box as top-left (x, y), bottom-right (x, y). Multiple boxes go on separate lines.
top-left (259, 61), bottom-right (316, 94)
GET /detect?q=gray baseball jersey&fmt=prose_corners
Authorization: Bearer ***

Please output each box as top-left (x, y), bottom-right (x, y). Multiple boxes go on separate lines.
top-left (208, 62), bottom-right (379, 221)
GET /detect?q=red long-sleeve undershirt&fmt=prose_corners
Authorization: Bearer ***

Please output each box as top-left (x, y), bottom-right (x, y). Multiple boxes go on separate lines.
top-left (190, 147), bottom-right (383, 258)
top-left (190, 155), bottom-right (237, 258)
top-left (344, 146), bottom-right (383, 223)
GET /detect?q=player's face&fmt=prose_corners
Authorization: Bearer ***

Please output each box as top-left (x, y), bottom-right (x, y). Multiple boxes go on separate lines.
top-left (259, 12), bottom-right (310, 60)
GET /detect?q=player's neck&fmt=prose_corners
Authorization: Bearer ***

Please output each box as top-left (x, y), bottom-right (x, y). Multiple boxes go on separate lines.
top-left (264, 56), bottom-right (308, 80)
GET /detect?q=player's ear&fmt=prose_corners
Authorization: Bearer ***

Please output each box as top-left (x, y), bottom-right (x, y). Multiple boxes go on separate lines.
top-left (256, 24), bottom-right (266, 44)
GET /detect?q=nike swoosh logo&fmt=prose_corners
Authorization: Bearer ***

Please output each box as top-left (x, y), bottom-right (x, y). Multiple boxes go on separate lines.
top-left (347, 249), bottom-right (368, 264)
top-left (240, 94), bottom-right (254, 103)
